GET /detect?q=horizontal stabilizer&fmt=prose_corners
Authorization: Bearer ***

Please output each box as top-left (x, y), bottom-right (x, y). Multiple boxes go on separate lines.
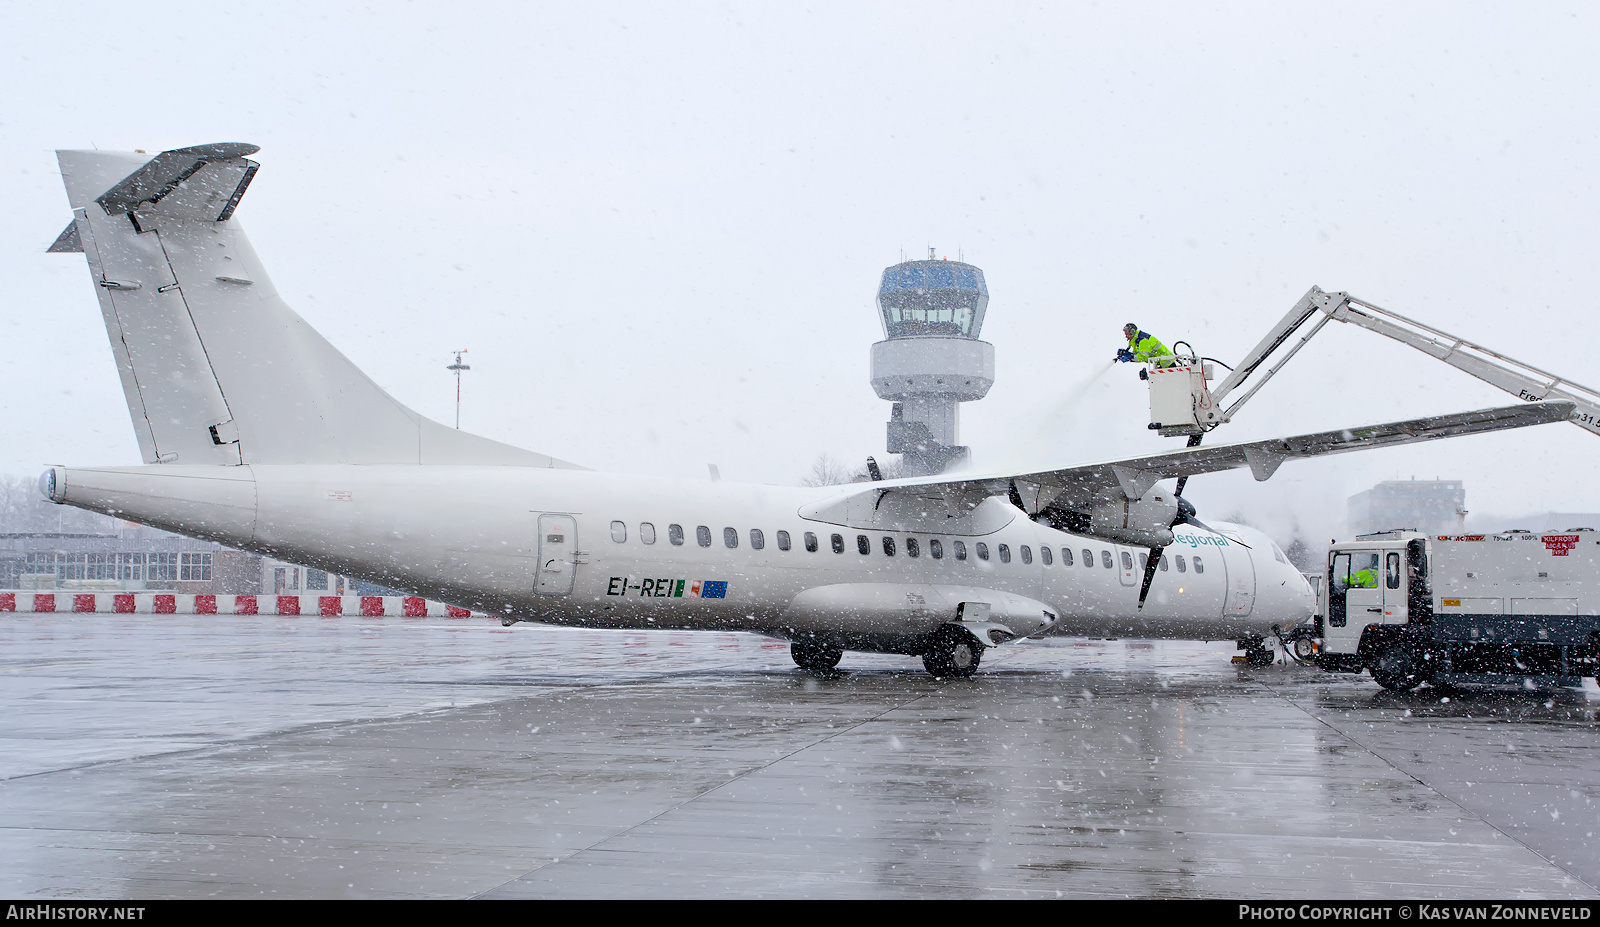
top-left (95, 142), bottom-right (260, 221)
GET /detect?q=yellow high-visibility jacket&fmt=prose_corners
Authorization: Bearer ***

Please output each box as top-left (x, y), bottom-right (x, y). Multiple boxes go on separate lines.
top-left (1128, 330), bottom-right (1172, 363)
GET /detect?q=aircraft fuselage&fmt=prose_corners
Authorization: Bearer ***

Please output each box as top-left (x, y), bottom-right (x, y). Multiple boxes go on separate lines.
top-left (48, 464), bottom-right (1313, 649)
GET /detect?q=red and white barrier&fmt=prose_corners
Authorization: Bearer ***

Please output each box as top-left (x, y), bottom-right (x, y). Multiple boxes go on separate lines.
top-left (0, 592), bottom-right (477, 618)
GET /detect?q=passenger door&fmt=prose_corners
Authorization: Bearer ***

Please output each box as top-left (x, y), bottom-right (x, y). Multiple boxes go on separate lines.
top-left (535, 514), bottom-right (578, 595)
top-left (1221, 544), bottom-right (1255, 616)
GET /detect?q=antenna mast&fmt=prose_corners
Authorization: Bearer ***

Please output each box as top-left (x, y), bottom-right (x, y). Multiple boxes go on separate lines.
top-left (446, 349), bottom-right (470, 429)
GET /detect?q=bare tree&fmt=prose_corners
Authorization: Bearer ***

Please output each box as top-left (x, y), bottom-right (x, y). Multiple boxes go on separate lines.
top-left (800, 453), bottom-right (857, 487)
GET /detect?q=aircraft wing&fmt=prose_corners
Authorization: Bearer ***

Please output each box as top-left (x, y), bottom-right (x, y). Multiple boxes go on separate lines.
top-left (805, 401), bottom-right (1575, 538)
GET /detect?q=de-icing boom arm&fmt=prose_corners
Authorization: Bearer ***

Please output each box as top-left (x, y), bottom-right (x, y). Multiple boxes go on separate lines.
top-left (1210, 286), bottom-right (1600, 435)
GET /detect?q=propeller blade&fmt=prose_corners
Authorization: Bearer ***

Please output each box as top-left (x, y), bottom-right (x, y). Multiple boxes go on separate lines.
top-left (1137, 545), bottom-right (1165, 610)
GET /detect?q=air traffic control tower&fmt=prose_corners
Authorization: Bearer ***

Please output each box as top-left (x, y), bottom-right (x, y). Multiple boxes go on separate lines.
top-left (870, 254), bottom-right (995, 475)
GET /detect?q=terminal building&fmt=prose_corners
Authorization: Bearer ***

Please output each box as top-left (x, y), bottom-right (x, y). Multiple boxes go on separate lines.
top-left (1347, 479), bottom-right (1466, 536)
top-left (0, 524), bottom-right (379, 596)
top-left (869, 253), bottom-right (995, 475)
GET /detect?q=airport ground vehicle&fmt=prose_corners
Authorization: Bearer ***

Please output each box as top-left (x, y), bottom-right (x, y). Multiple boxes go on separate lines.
top-left (1314, 529), bottom-right (1600, 690)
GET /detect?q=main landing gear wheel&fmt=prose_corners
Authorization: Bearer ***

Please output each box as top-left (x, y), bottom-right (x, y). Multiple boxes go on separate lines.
top-left (1369, 643), bottom-right (1424, 692)
top-left (791, 640), bottom-right (844, 674)
top-left (922, 625), bottom-right (984, 678)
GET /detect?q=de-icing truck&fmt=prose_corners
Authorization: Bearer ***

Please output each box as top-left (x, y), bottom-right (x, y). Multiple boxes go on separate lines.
top-left (1123, 284), bottom-right (1600, 689)
top-left (1314, 529), bottom-right (1600, 690)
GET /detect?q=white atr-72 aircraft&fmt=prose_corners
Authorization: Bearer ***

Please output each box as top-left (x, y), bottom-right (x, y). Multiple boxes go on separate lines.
top-left (38, 143), bottom-right (1574, 677)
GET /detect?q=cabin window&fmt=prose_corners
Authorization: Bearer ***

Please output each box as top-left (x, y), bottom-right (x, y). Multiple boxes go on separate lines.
top-left (997, 544), bottom-right (1011, 563)
top-left (1385, 552), bottom-right (1401, 589)
top-left (724, 527), bottom-right (739, 549)
top-left (805, 532), bottom-right (819, 552)
top-left (777, 530), bottom-right (791, 551)
top-left (1040, 546), bottom-right (1052, 565)
top-left (610, 521), bottom-right (627, 543)
top-left (1100, 550), bottom-right (1113, 569)
top-left (1139, 553), bottom-right (1148, 572)
top-left (669, 524), bottom-right (685, 546)
top-left (750, 528), bottom-right (765, 550)
top-left (930, 539), bottom-right (943, 559)
top-left (640, 522), bottom-right (656, 545)
top-left (1120, 551), bottom-right (1133, 571)
top-left (1193, 556), bottom-right (1204, 574)
top-left (954, 540), bottom-right (967, 561)
top-left (1020, 545), bottom-right (1032, 564)
top-left (857, 535), bottom-right (871, 555)
top-left (697, 525), bottom-right (712, 548)
top-left (1159, 554), bottom-right (1169, 571)
top-left (1061, 548), bottom-right (1073, 566)
top-left (1176, 555), bottom-right (1187, 573)
top-left (906, 537), bottom-right (920, 558)
top-left (976, 542), bottom-right (990, 561)
top-left (831, 533), bottom-right (845, 554)
top-left (882, 536), bottom-right (896, 556)
top-left (1082, 549), bottom-right (1093, 568)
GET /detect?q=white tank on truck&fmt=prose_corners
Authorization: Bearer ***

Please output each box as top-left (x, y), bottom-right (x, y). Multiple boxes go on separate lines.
top-left (1316, 528), bottom-right (1600, 690)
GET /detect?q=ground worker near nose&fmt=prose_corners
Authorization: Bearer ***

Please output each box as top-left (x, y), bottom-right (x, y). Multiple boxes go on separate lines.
top-left (1116, 323), bottom-right (1172, 365)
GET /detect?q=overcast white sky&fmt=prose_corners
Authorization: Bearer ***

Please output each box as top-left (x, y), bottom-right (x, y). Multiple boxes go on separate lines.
top-left (4, 2), bottom-right (1599, 543)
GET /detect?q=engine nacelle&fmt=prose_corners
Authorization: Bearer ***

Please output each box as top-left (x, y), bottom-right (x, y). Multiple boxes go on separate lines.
top-left (1085, 491), bottom-right (1178, 548)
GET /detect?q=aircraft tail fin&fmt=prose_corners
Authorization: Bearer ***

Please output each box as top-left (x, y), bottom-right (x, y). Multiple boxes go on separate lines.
top-left (54, 144), bottom-right (582, 468)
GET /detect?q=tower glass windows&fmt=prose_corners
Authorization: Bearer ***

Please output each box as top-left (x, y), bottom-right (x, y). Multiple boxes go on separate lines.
top-left (877, 260), bottom-right (989, 339)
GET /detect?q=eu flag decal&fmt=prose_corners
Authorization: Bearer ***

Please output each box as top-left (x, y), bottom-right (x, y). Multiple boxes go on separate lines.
top-left (700, 581), bottom-right (728, 599)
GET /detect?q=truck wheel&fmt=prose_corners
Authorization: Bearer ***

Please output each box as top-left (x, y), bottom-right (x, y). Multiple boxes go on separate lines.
top-left (791, 640), bottom-right (844, 673)
top-left (1370, 643), bottom-right (1423, 691)
top-left (1292, 636), bottom-right (1316, 661)
top-left (923, 625), bottom-right (984, 678)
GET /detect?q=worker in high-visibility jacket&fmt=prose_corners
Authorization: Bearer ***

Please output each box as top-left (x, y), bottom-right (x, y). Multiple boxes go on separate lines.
top-left (1348, 567), bottom-right (1379, 589)
top-left (1347, 554), bottom-right (1380, 589)
top-left (1116, 323), bottom-right (1172, 365)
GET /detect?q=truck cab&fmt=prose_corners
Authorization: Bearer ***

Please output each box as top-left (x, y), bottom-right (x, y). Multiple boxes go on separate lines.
top-left (1319, 530), bottom-right (1434, 688)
